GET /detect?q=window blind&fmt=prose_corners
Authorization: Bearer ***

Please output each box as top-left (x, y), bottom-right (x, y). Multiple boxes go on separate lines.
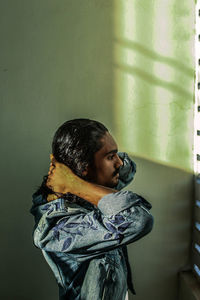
top-left (192, 0), bottom-right (200, 280)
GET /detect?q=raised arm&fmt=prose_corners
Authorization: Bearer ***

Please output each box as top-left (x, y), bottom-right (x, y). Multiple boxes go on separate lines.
top-left (46, 156), bottom-right (118, 206)
top-left (31, 153), bottom-right (153, 258)
top-left (46, 152), bottom-right (137, 205)
top-left (31, 190), bottom-right (153, 258)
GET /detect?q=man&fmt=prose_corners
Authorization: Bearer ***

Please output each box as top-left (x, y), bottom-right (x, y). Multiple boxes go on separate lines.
top-left (30, 118), bottom-right (153, 300)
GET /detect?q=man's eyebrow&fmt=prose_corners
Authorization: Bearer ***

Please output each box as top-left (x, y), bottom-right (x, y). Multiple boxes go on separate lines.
top-left (104, 149), bottom-right (118, 156)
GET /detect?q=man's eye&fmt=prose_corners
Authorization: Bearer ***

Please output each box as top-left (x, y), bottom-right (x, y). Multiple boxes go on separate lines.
top-left (107, 155), bottom-right (114, 160)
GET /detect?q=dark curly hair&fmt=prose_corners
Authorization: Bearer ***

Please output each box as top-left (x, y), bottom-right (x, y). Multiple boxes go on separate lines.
top-left (35, 118), bottom-right (108, 203)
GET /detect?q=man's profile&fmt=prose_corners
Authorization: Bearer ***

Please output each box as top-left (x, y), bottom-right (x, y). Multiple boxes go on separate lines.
top-left (30, 118), bottom-right (153, 300)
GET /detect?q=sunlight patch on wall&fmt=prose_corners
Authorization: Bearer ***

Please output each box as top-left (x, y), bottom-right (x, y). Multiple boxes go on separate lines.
top-left (152, 2), bottom-right (173, 163)
top-left (115, 0), bottom-right (136, 41)
top-left (113, 0), bottom-right (194, 171)
top-left (113, 0), bottom-right (141, 156)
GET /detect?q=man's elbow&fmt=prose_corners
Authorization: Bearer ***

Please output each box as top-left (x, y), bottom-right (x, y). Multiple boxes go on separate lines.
top-left (140, 211), bottom-right (154, 238)
top-left (133, 208), bottom-right (154, 240)
top-left (144, 213), bottom-right (154, 235)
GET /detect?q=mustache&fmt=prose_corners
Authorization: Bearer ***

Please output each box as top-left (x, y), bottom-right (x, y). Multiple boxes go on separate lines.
top-left (113, 168), bottom-right (120, 177)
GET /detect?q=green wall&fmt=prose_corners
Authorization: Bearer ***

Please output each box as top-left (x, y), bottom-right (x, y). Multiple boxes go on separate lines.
top-left (0, 1), bottom-right (194, 299)
top-left (113, 0), bottom-right (194, 172)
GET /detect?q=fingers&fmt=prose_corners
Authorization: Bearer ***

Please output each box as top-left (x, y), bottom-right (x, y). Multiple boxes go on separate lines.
top-left (48, 154), bottom-right (56, 175)
top-left (46, 175), bottom-right (54, 191)
top-left (48, 164), bottom-right (55, 175)
top-left (47, 154), bottom-right (57, 190)
top-left (47, 194), bottom-right (58, 201)
top-left (50, 153), bottom-right (56, 165)
top-left (46, 179), bottom-right (51, 189)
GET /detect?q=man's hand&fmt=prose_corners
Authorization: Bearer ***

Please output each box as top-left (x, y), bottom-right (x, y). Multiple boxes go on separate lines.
top-left (47, 154), bottom-right (77, 195)
top-left (46, 154), bottom-right (117, 206)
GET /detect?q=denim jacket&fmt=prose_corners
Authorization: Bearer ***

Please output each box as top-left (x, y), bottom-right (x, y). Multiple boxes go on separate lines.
top-left (30, 152), bottom-right (153, 300)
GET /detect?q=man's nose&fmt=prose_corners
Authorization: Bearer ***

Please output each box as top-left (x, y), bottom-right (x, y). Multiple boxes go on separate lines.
top-left (115, 154), bottom-right (123, 168)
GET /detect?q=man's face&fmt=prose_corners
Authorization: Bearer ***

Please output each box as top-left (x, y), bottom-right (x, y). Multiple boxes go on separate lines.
top-left (86, 131), bottom-right (123, 188)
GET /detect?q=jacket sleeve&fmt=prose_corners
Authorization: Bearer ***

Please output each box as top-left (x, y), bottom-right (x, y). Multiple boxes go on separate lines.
top-left (32, 191), bottom-right (153, 257)
top-left (115, 152), bottom-right (137, 190)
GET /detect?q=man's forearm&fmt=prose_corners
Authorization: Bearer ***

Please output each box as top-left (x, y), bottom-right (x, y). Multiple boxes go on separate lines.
top-left (47, 161), bottom-right (117, 206)
top-left (68, 178), bottom-right (117, 206)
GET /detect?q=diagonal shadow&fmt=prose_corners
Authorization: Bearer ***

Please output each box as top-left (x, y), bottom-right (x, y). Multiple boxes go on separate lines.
top-left (114, 62), bottom-right (193, 99)
top-left (115, 38), bottom-right (194, 78)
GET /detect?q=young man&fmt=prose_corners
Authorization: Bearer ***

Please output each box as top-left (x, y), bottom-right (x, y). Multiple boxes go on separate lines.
top-left (30, 118), bottom-right (153, 300)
